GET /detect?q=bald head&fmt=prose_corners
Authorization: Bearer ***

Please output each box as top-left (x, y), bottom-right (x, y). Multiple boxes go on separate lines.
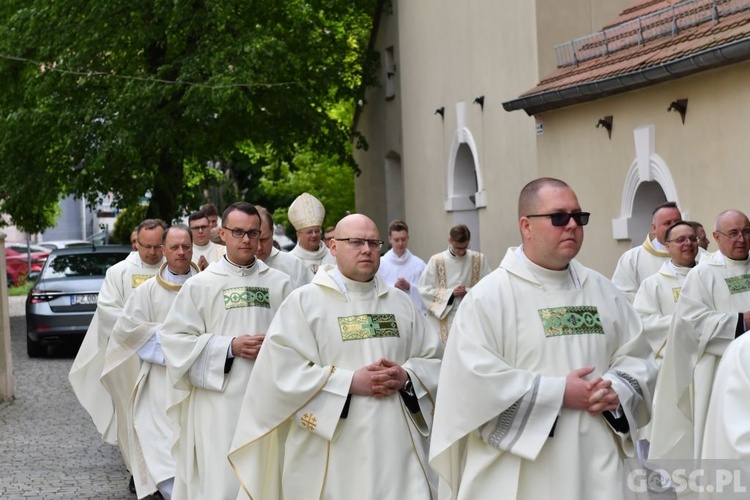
top-left (331, 214), bottom-right (382, 282)
top-left (713, 209), bottom-right (750, 261)
top-left (518, 177), bottom-right (570, 218)
top-left (715, 210), bottom-right (748, 230)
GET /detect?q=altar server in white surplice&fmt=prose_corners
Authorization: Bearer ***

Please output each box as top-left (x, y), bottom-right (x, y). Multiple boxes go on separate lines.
top-left (104, 225), bottom-right (199, 500)
top-left (228, 214), bottom-right (442, 500)
top-left (378, 219), bottom-right (427, 312)
top-left (650, 209), bottom-right (750, 461)
top-left (633, 221), bottom-right (699, 367)
top-left (418, 224), bottom-right (492, 343)
top-left (430, 178), bottom-right (656, 500)
top-left (287, 192), bottom-right (335, 273)
top-left (188, 210), bottom-right (224, 270)
top-left (69, 219), bottom-right (166, 452)
top-left (162, 202), bottom-right (292, 500)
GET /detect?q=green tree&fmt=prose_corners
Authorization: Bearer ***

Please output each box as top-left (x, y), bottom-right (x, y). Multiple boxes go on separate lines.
top-left (0, 0), bottom-right (378, 233)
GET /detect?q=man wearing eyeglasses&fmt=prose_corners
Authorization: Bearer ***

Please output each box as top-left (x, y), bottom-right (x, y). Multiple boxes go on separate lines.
top-left (161, 202), bottom-right (292, 500)
top-left (70, 218), bottom-right (167, 495)
top-left (418, 224), bottom-right (492, 343)
top-left (612, 201), bottom-right (683, 303)
top-left (651, 209), bottom-right (750, 462)
top-left (188, 210), bottom-right (224, 271)
top-left (229, 213), bottom-right (442, 499)
top-left (287, 192), bottom-right (335, 274)
top-left (430, 178), bottom-right (655, 500)
top-left (103, 224), bottom-right (199, 500)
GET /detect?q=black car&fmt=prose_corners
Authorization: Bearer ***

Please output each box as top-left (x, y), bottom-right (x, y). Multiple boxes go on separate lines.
top-left (26, 246), bottom-right (131, 357)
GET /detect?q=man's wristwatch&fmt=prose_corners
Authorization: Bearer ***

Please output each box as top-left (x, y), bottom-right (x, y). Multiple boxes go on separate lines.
top-left (400, 378), bottom-right (415, 397)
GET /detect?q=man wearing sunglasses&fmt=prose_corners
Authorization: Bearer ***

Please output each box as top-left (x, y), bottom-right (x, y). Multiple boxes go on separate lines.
top-left (612, 201), bottom-right (683, 303)
top-left (229, 214), bottom-right (441, 499)
top-left (651, 209), bottom-right (750, 462)
top-left (287, 192), bottom-right (335, 274)
top-left (430, 178), bottom-right (655, 500)
top-left (418, 224), bottom-right (492, 344)
top-left (161, 202), bottom-right (293, 500)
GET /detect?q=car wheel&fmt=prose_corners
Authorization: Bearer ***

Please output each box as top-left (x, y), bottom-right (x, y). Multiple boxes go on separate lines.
top-left (26, 333), bottom-right (46, 357)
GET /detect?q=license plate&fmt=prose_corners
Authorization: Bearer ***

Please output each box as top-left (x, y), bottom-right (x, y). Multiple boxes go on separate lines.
top-left (71, 294), bottom-right (98, 305)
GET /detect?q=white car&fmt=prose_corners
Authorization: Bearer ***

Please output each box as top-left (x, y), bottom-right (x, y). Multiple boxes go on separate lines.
top-left (39, 240), bottom-right (93, 250)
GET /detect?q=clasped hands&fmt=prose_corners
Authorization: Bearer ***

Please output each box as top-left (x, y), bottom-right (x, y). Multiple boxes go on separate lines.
top-left (563, 366), bottom-right (620, 415)
top-left (231, 334), bottom-right (266, 360)
top-left (350, 358), bottom-right (408, 398)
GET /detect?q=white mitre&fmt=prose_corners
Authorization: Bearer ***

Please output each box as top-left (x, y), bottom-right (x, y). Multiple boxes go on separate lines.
top-left (288, 192), bottom-right (325, 230)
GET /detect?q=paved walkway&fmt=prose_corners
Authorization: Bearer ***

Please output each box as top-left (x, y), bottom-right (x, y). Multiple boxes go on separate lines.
top-left (0, 296), bottom-right (134, 499)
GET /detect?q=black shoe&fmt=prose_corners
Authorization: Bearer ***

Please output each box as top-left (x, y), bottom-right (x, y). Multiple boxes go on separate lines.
top-left (129, 475), bottom-right (136, 494)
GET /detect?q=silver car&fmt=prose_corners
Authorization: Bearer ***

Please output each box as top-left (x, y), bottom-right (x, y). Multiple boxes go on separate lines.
top-left (26, 246), bottom-right (131, 357)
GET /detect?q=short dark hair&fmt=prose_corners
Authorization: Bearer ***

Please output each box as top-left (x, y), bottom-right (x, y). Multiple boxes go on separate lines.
top-left (324, 226), bottom-right (335, 234)
top-left (652, 201), bottom-right (679, 216)
top-left (687, 220), bottom-right (704, 231)
top-left (664, 221), bottom-right (695, 242)
top-left (388, 220), bottom-right (409, 235)
top-left (188, 210), bottom-right (208, 223)
top-left (449, 224), bottom-right (470, 243)
top-left (163, 224), bottom-right (193, 244)
top-left (137, 219), bottom-right (168, 235)
top-left (255, 205), bottom-right (274, 229)
top-left (201, 203), bottom-right (219, 218)
top-left (222, 202), bottom-right (259, 222)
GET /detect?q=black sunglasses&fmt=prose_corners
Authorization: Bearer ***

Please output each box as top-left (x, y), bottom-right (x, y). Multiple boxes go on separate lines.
top-left (525, 212), bottom-right (590, 227)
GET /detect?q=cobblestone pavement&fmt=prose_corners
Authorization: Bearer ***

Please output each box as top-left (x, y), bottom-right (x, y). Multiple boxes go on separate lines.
top-left (0, 296), bottom-right (134, 499)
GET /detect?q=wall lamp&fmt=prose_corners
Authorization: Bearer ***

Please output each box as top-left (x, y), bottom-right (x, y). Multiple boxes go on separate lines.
top-left (473, 96), bottom-right (485, 110)
top-left (435, 107), bottom-right (445, 118)
top-left (596, 115), bottom-right (613, 139)
top-left (667, 99), bottom-right (688, 124)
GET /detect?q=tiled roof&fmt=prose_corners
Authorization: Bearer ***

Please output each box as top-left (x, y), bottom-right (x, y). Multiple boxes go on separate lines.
top-left (505, 0), bottom-right (750, 114)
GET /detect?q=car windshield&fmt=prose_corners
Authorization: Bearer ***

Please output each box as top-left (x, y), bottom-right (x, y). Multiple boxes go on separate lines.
top-left (42, 252), bottom-right (125, 279)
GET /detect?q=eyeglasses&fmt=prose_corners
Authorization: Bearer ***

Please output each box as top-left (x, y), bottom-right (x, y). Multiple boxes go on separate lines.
top-left (716, 229), bottom-right (750, 241)
top-left (525, 212), bottom-right (590, 227)
top-left (137, 240), bottom-right (163, 251)
top-left (190, 225), bottom-right (209, 232)
top-left (222, 226), bottom-right (261, 240)
top-left (335, 238), bottom-right (384, 250)
top-left (666, 235), bottom-right (698, 244)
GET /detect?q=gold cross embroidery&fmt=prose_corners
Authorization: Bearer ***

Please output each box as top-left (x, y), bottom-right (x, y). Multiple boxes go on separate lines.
top-left (301, 413), bottom-right (317, 431)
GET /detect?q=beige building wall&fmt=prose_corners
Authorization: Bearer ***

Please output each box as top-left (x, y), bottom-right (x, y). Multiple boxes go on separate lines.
top-left (535, 61), bottom-right (750, 276)
top-left (355, 0), bottom-right (637, 266)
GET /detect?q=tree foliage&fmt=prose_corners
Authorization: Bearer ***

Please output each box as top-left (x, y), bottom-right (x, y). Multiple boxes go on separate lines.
top-left (0, 0), bottom-right (378, 233)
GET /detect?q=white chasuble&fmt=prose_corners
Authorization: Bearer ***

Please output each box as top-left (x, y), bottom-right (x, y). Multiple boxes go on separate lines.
top-left (161, 258), bottom-right (292, 500)
top-left (192, 240), bottom-right (225, 266)
top-left (102, 263), bottom-right (198, 498)
top-left (228, 266), bottom-right (442, 500)
top-left (430, 247), bottom-right (656, 500)
top-left (263, 246), bottom-right (314, 289)
top-left (650, 252), bottom-right (750, 461)
top-left (69, 252), bottom-right (162, 448)
top-left (418, 248), bottom-right (492, 343)
top-left (612, 235), bottom-right (670, 303)
top-left (289, 241), bottom-right (335, 274)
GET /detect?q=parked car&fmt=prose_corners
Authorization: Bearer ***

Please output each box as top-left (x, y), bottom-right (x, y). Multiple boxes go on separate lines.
top-left (38, 240), bottom-right (93, 250)
top-left (25, 245), bottom-right (131, 357)
top-left (5, 247), bottom-right (49, 286)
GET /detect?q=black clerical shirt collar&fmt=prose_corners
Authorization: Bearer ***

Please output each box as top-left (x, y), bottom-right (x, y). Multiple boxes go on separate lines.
top-left (223, 254), bottom-right (257, 270)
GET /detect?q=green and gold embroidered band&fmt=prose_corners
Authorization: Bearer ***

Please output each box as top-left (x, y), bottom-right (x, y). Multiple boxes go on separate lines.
top-left (538, 306), bottom-right (603, 337)
top-left (338, 314), bottom-right (399, 341)
top-left (131, 274), bottom-right (153, 288)
top-left (725, 275), bottom-right (750, 295)
top-left (223, 287), bottom-right (271, 309)
top-left (672, 287), bottom-right (682, 303)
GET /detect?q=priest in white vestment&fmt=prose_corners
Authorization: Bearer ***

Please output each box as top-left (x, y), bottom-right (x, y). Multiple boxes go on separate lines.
top-left (228, 214), bottom-right (442, 500)
top-left (650, 210), bottom-right (750, 461)
top-left (103, 225), bottom-right (199, 500)
top-left (255, 205), bottom-right (313, 289)
top-left (633, 221), bottom-right (699, 366)
top-left (378, 219), bottom-right (427, 313)
top-left (418, 224), bottom-right (492, 343)
top-left (430, 178), bottom-right (656, 500)
top-left (161, 203), bottom-right (292, 500)
top-left (287, 192), bottom-right (335, 273)
top-left (188, 210), bottom-right (224, 270)
top-left (612, 202), bottom-right (683, 303)
top-left (69, 219), bottom-right (166, 456)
